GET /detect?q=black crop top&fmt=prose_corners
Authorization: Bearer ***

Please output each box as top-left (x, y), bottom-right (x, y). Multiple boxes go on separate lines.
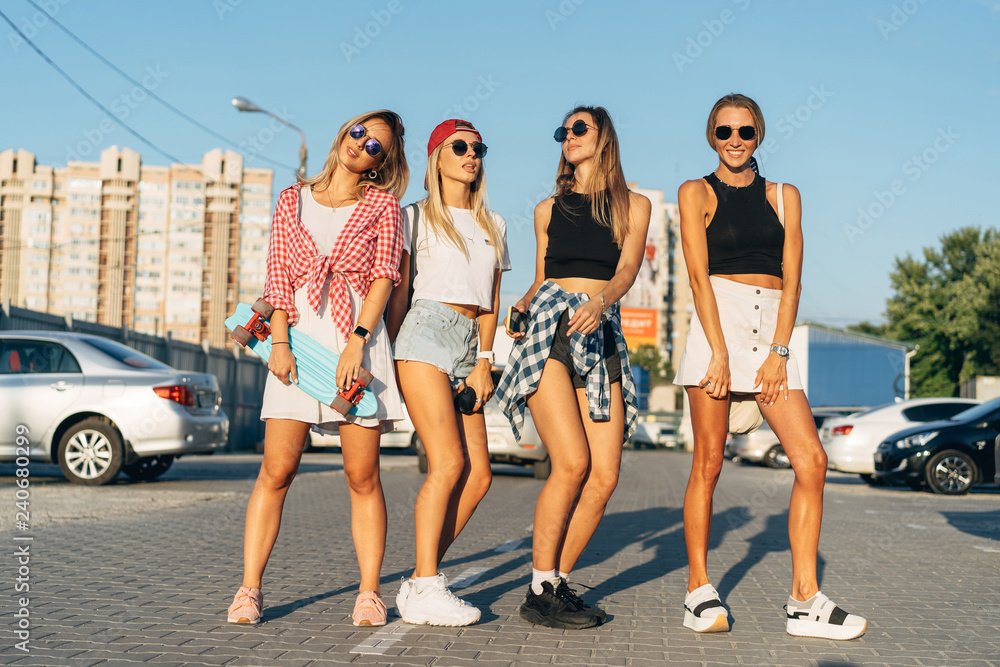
top-left (704, 173), bottom-right (784, 278)
top-left (544, 192), bottom-right (621, 281)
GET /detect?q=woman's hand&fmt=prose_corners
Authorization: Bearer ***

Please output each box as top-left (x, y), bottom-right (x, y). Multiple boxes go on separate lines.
top-left (754, 353), bottom-right (788, 406)
top-left (698, 351), bottom-right (731, 400)
top-left (269, 344), bottom-right (298, 385)
top-left (336, 337), bottom-right (365, 391)
top-left (504, 299), bottom-right (528, 340)
top-left (566, 296), bottom-right (603, 336)
top-left (464, 360), bottom-right (495, 411)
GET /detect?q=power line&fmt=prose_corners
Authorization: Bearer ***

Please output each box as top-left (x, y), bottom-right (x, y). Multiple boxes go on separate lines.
top-left (0, 7), bottom-right (186, 166)
top-left (19, 0), bottom-right (299, 175)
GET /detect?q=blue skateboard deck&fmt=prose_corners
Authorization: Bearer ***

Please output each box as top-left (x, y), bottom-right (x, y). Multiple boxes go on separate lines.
top-left (225, 302), bottom-right (378, 418)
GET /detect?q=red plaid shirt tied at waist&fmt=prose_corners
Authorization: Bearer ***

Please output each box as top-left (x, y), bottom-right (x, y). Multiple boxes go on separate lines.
top-left (262, 183), bottom-right (403, 341)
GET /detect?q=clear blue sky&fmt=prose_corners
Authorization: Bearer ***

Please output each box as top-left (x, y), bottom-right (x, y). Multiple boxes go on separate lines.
top-left (2, 0), bottom-right (997, 327)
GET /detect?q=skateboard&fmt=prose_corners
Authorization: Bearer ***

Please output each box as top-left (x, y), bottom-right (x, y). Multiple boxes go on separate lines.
top-left (225, 299), bottom-right (378, 418)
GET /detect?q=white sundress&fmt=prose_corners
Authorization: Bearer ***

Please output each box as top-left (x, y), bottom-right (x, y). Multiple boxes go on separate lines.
top-left (259, 186), bottom-right (405, 433)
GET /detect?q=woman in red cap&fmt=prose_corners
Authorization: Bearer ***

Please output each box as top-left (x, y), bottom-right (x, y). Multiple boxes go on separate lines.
top-left (386, 119), bottom-right (509, 627)
top-left (496, 106), bottom-right (650, 629)
top-left (227, 110), bottom-right (408, 628)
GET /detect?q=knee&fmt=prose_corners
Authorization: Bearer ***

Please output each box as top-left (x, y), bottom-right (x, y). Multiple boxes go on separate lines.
top-left (553, 454), bottom-right (589, 486)
top-left (257, 462), bottom-right (297, 491)
top-left (691, 451), bottom-right (725, 485)
top-left (344, 466), bottom-right (381, 496)
top-left (793, 444), bottom-right (828, 483)
top-left (426, 457), bottom-right (465, 490)
top-left (466, 462), bottom-right (492, 500)
top-left (584, 468), bottom-right (619, 504)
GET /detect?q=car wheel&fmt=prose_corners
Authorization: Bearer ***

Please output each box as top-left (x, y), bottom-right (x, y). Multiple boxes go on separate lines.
top-left (925, 449), bottom-right (977, 495)
top-left (122, 455), bottom-right (175, 481)
top-left (57, 418), bottom-right (123, 486)
top-left (533, 456), bottom-right (551, 480)
top-left (859, 473), bottom-right (886, 486)
top-left (413, 435), bottom-right (428, 474)
top-left (763, 445), bottom-right (790, 469)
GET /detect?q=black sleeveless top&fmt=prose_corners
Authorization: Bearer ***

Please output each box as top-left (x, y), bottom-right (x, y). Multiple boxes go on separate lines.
top-left (704, 172), bottom-right (784, 278)
top-left (544, 191), bottom-right (621, 281)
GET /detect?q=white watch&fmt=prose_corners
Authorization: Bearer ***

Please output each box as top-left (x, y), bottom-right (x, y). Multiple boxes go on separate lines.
top-left (477, 350), bottom-right (495, 365)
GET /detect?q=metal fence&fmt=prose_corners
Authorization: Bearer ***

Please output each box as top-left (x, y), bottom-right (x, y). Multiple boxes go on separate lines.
top-left (0, 300), bottom-right (266, 451)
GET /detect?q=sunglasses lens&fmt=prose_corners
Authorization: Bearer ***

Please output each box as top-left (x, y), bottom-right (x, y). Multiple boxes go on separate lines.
top-left (364, 139), bottom-right (382, 157)
top-left (554, 127), bottom-right (568, 143)
top-left (451, 140), bottom-right (468, 156)
top-left (473, 143), bottom-right (487, 159)
top-left (572, 120), bottom-right (589, 136)
top-left (738, 126), bottom-right (756, 140)
top-left (349, 124), bottom-right (365, 140)
top-left (714, 126), bottom-right (732, 141)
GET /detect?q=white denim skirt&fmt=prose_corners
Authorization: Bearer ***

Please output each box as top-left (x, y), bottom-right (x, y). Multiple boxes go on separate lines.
top-left (673, 276), bottom-right (803, 393)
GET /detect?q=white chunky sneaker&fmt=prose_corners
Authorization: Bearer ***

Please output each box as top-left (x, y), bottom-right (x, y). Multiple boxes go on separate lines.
top-left (683, 584), bottom-right (729, 633)
top-left (395, 577), bottom-right (412, 618)
top-left (399, 573), bottom-right (481, 627)
top-left (785, 591), bottom-right (867, 640)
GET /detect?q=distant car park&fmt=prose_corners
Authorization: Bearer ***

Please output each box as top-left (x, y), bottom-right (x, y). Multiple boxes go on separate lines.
top-left (0, 332), bottom-right (228, 485)
top-left (821, 398), bottom-right (981, 484)
top-left (629, 413), bottom-right (683, 450)
top-left (730, 411), bottom-right (842, 468)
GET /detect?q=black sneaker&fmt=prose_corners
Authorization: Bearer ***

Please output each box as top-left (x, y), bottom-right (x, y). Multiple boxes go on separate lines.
top-left (555, 578), bottom-right (607, 623)
top-left (519, 581), bottom-right (601, 629)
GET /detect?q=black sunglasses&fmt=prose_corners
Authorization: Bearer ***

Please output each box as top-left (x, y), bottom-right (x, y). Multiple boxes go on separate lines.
top-left (349, 123), bottom-right (383, 157)
top-left (715, 125), bottom-right (756, 141)
top-left (446, 140), bottom-right (488, 159)
top-left (554, 119), bottom-right (596, 143)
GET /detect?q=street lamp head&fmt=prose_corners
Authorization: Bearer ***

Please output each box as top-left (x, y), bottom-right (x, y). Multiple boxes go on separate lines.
top-left (232, 97), bottom-right (263, 113)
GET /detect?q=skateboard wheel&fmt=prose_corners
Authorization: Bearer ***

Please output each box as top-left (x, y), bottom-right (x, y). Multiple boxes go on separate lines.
top-left (331, 395), bottom-right (354, 416)
top-left (357, 368), bottom-right (374, 387)
top-left (251, 298), bottom-right (274, 319)
top-left (230, 326), bottom-right (252, 346)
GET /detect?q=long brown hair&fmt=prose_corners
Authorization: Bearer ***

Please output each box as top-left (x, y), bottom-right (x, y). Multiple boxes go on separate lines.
top-left (299, 109), bottom-right (409, 201)
top-left (705, 94), bottom-right (765, 149)
top-left (553, 105), bottom-right (630, 247)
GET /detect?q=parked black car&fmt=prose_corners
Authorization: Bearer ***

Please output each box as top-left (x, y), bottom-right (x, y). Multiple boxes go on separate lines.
top-left (873, 397), bottom-right (1000, 495)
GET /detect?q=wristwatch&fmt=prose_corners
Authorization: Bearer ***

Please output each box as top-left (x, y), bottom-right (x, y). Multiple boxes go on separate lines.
top-left (352, 325), bottom-right (371, 344)
top-left (477, 350), bottom-right (495, 365)
top-left (770, 343), bottom-right (789, 358)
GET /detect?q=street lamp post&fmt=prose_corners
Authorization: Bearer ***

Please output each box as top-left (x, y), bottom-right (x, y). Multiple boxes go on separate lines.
top-left (232, 96), bottom-right (307, 178)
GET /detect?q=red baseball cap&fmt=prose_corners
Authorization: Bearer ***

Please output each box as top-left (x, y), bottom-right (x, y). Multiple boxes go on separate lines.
top-left (427, 119), bottom-right (481, 156)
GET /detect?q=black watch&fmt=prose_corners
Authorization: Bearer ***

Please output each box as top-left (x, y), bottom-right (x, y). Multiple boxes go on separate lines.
top-left (353, 325), bottom-right (371, 343)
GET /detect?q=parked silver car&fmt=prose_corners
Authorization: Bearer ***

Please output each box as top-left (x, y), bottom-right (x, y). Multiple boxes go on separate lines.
top-left (0, 332), bottom-right (229, 485)
top-left (730, 411), bottom-right (842, 468)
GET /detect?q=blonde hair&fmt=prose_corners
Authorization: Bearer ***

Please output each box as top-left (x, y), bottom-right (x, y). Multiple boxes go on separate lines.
top-left (418, 141), bottom-right (504, 265)
top-left (553, 106), bottom-right (631, 248)
top-left (299, 109), bottom-right (409, 201)
top-left (706, 93), bottom-right (765, 149)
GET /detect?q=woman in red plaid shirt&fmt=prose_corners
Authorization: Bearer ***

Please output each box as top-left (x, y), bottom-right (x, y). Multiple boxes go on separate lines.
top-left (228, 110), bottom-right (409, 628)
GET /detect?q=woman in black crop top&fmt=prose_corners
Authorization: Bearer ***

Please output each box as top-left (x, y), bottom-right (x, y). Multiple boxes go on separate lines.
top-left (674, 94), bottom-right (867, 640)
top-left (497, 106), bottom-right (651, 628)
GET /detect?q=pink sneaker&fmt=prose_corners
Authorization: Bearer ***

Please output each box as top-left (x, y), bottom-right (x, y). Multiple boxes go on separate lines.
top-left (227, 586), bottom-right (263, 625)
top-left (353, 590), bottom-right (387, 627)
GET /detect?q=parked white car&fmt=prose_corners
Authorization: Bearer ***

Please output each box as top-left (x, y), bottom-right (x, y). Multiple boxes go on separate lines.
top-left (820, 398), bottom-right (981, 482)
top-left (731, 411), bottom-right (841, 468)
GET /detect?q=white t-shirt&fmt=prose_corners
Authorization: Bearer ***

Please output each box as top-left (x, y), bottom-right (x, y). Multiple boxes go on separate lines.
top-left (402, 204), bottom-right (511, 312)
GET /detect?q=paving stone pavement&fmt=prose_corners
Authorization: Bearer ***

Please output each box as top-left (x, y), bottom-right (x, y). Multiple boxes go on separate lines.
top-left (1, 450), bottom-right (999, 666)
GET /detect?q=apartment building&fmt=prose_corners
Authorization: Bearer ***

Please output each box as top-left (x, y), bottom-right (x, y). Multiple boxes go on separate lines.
top-left (0, 147), bottom-right (273, 346)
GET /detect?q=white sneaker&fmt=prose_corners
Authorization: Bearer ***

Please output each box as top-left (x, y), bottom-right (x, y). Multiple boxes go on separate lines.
top-left (439, 573), bottom-right (477, 609)
top-left (683, 584), bottom-right (729, 633)
top-left (785, 591), bottom-right (867, 640)
top-left (399, 573), bottom-right (481, 626)
top-left (395, 577), bottom-right (412, 618)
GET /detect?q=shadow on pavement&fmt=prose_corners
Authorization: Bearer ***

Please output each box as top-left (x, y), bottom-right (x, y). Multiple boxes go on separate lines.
top-left (939, 509), bottom-right (1000, 541)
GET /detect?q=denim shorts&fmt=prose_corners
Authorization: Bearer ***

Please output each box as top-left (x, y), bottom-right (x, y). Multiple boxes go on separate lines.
top-left (548, 309), bottom-right (622, 389)
top-left (394, 300), bottom-right (478, 389)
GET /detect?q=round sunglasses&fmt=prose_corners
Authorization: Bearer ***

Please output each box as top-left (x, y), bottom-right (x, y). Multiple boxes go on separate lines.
top-left (349, 123), bottom-right (384, 157)
top-left (554, 119), bottom-right (596, 143)
top-left (715, 125), bottom-right (756, 141)
top-left (445, 140), bottom-right (488, 159)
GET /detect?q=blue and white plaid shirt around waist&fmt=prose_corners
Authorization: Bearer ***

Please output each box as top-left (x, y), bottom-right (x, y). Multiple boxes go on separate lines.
top-left (495, 280), bottom-right (638, 442)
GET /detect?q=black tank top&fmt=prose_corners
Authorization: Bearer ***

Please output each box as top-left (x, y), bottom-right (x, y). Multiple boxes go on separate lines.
top-left (704, 172), bottom-right (784, 278)
top-left (544, 191), bottom-right (621, 281)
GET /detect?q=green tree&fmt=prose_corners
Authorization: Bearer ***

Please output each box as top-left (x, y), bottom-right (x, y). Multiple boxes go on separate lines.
top-left (629, 344), bottom-right (674, 386)
top-left (882, 226), bottom-right (1000, 396)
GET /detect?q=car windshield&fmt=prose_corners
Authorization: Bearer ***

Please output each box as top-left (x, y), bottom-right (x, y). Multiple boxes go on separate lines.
top-left (949, 397), bottom-right (1000, 423)
top-left (79, 337), bottom-right (172, 370)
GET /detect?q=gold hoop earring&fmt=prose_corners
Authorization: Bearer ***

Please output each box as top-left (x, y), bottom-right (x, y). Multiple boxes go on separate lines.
top-left (368, 169), bottom-right (378, 179)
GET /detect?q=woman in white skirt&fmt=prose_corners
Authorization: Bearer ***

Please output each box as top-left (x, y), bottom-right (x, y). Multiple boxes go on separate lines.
top-left (386, 119), bottom-right (509, 627)
top-left (227, 110), bottom-right (408, 628)
top-left (674, 94), bottom-right (867, 640)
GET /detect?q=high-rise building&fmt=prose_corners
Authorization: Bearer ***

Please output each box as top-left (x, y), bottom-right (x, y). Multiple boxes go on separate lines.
top-left (0, 147), bottom-right (273, 346)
